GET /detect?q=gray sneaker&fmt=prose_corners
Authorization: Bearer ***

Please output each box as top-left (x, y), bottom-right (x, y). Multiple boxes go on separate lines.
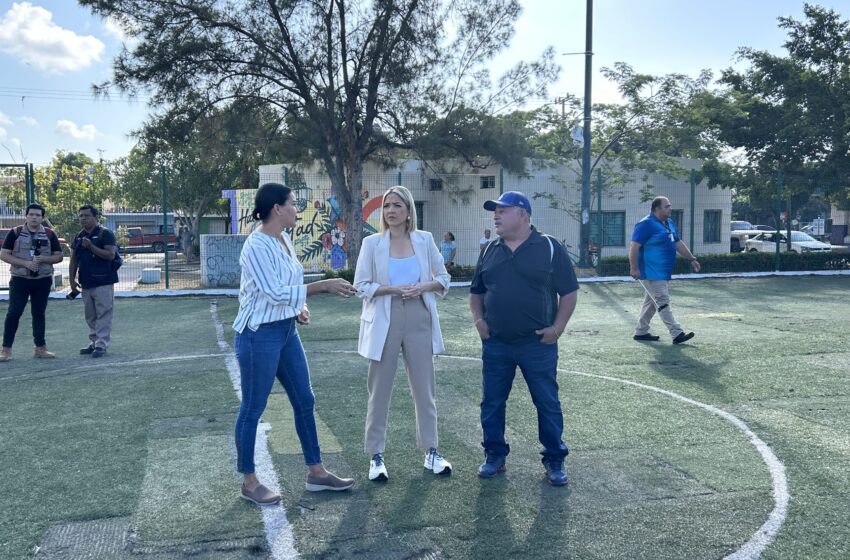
top-left (241, 483), bottom-right (281, 505)
top-left (305, 470), bottom-right (355, 492)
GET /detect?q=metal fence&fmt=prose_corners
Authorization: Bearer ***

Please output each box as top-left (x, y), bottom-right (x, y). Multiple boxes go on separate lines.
top-left (1, 163), bottom-right (848, 294)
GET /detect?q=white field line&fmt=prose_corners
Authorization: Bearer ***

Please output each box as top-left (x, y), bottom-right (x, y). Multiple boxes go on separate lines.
top-left (210, 301), bottom-right (299, 560)
top-left (321, 350), bottom-right (788, 560)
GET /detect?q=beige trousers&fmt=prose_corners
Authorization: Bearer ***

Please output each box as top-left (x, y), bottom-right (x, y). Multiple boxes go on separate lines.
top-left (83, 284), bottom-right (114, 349)
top-left (364, 296), bottom-right (438, 454)
top-left (635, 279), bottom-right (683, 338)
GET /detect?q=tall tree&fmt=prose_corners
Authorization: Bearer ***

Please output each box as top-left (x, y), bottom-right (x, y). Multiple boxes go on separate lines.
top-left (526, 63), bottom-right (725, 220)
top-left (709, 3), bottom-right (850, 218)
top-left (114, 106), bottom-right (268, 260)
top-left (34, 151), bottom-right (116, 241)
top-left (80, 0), bottom-right (557, 263)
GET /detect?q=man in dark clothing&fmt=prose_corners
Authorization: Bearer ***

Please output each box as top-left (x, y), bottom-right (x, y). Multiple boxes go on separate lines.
top-left (69, 205), bottom-right (119, 358)
top-left (0, 203), bottom-right (64, 361)
top-left (469, 191), bottom-right (579, 486)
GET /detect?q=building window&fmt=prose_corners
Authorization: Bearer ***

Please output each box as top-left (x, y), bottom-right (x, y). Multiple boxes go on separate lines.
top-left (428, 178), bottom-right (443, 191)
top-left (480, 175), bottom-right (496, 189)
top-left (414, 201), bottom-right (424, 231)
top-left (590, 211), bottom-right (626, 246)
top-left (703, 210), bottom-right (722, 243)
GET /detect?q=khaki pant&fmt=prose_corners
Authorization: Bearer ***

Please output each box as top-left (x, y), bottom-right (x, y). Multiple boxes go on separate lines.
top-left (364, 296), bottom-right (438, 454)
top-left (634, 279), bottom-right (683, 339)
top-left (83, 284), bottom-right (114, 349)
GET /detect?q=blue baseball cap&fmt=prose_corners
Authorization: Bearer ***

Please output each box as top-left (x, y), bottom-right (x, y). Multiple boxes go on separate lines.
top-left (483, 191), bottom-right (532, 215)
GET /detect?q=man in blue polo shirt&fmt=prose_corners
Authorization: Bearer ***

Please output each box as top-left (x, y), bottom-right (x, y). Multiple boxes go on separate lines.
top-left (469, 191), bottom-right (578, 486)
top-left (629, 196), bottom-right (700, 344)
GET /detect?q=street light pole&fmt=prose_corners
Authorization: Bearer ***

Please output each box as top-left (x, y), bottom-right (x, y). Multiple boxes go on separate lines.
top-left (578, 0), bottom-right (594, 267)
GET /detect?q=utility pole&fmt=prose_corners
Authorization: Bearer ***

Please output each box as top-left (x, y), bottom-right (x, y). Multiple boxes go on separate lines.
top-left (554, 96), bottom-right (569, 119)
top-left (578, 0), bottom-right (594, 267)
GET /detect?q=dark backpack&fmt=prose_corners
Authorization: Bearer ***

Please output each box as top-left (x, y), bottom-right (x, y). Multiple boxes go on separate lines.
top-left (112, 243), bottom-right (123, 270)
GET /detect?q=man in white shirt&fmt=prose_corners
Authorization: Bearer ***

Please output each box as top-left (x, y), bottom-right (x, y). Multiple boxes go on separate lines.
top-left (479, 228), bottom-right (493, 252)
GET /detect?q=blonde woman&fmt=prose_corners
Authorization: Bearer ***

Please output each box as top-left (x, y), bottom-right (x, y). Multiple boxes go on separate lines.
top-left (354, 186), bottom-right (451, 481)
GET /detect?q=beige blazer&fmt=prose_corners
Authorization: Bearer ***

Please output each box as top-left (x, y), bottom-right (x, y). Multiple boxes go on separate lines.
top-left (354, 230), bottom-right (450, 361)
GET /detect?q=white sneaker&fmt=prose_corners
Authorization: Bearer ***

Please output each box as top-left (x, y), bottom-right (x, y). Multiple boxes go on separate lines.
top-left (424, 448), bottom-right (452, 475)
top-left (369, 453), bottom-right (388, 481)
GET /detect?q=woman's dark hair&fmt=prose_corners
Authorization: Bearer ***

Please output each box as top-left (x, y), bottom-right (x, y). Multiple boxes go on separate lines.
top-left (252, 183), bottom-right (292, 221)
top-left (445, 231), bottom-right (455, 241)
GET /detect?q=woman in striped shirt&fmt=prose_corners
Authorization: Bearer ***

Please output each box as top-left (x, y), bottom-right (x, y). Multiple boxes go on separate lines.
top-left (234, 183), bottom-right (358, 505)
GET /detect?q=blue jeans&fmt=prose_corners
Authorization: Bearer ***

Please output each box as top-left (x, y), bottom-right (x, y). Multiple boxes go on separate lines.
top-left (480, 337), bottom-right (569, 462)
top-left (234, 318), bottom-right (322, 473)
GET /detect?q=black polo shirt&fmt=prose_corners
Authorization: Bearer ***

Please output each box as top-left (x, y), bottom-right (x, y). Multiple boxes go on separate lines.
top-left (470, 227), bottom-right (578, 343)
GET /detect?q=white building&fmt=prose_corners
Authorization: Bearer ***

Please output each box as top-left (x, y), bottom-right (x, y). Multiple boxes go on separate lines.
top-left (259, 158), bottom-right (732, 267)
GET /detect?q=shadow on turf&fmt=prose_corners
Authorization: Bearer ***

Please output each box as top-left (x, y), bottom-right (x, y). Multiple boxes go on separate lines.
top-left (646, 342), bottom-right (728, 397)
top-left (471, 478), bottom-right (572, 559)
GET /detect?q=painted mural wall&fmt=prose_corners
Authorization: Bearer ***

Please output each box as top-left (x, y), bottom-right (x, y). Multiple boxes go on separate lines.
top-left (222, 185), bottom-right (384, 272)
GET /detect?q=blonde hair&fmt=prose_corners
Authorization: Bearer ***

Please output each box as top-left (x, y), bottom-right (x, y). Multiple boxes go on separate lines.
top-left (380, 185), bottom-right (418, 233)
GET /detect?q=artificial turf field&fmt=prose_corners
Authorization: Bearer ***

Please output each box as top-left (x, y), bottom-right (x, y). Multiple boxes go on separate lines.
top-left (0, 275), bottom-right (848, 559)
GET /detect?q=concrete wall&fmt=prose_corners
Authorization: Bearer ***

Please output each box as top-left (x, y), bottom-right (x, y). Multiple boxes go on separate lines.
top-left (200, 234), bottom-right (247, 287)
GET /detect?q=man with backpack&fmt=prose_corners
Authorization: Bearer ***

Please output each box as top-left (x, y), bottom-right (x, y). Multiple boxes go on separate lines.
top-left (469, 191), bottom-right (579, 486)
top-left (69, 205), bottom-right (120, 358)
top-left (0, 203), bottom-right (64, 361)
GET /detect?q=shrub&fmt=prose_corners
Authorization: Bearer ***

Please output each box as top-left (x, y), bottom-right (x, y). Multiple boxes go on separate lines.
top-left (598, 251), bottom-right (850, 276)
top-left (323, 268), bottom-right (355, 283)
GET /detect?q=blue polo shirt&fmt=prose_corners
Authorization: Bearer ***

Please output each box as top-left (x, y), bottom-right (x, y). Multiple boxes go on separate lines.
top-left (470, 227), bottom-right (579, 343)
top-left (631, 214), bottom-right (679, 280)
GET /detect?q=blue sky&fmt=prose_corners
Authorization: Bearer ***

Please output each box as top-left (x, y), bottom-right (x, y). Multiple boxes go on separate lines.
top-left (1, 0), bottom-right (848, 165)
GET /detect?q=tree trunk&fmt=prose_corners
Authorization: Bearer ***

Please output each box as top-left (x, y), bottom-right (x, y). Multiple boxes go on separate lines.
top-left (345, 165), bottom-right (365, 270)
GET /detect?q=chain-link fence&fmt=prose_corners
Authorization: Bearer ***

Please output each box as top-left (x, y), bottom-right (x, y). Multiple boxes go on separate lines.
top-left (2, 162), bottom-right (848, 294)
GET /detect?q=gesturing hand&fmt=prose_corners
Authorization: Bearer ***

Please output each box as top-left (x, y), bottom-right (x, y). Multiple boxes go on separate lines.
top-left (296, 305), bottom-right (311, 325)
top-left (324, 278), bottom-right (358, 297)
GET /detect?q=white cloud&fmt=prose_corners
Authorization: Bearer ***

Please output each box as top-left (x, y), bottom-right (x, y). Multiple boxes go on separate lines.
top-left (0, 111), bottom-right (11, 126)
top-left (0, 2), bottom-right (105, 73)
top-left (0, 126), bottom-right (6, 139)
top-left (18, 116), bottom-right (38, 127)
top-left (103, 14), bottom-right (138, 44)
top-left (55, 119), bottom-right (98, 141)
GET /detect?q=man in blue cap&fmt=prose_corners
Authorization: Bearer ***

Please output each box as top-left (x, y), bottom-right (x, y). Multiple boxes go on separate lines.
top-left (469, 191), bottom-right (579, 486)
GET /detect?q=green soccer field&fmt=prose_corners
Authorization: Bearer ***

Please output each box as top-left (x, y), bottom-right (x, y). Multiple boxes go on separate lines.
top-left (1, 276), bottom-right (848, 559)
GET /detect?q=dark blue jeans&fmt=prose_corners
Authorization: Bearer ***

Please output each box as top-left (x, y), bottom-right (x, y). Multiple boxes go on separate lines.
top-left (480, 337), bottom-right (569, 462)
top-left (3, 276), bottom-right (52, 348)
top-left (234, 318), bottom-right (322, 473)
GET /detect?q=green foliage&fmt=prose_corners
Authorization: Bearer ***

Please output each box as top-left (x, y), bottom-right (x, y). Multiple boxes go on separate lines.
top-left (703, 5), bottom-right (850, 214)
top-left (34, 151), bottom-right (117, 239)
top-left (599, 251), bottom-right (850, 276)
top-left (445, 263), bottom-right (476, 282)
top-left (80, 0), bottom-right (558, 265)
top-left (115, 225), bottom-right (130, 249)
top-left (322, 268), bottom-right (355, 284)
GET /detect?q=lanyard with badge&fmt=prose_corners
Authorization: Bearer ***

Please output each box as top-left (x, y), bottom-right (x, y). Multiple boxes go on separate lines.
top-left (662, 221), bottom-right (674, 242)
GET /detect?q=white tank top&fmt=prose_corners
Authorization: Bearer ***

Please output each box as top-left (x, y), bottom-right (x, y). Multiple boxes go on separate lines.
top-left (388, 255), bottom-right (419, 285)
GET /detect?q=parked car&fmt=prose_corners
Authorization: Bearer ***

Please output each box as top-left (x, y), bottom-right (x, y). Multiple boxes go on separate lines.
top-left (123, 227), bottom-right (177, 252)
top-left (731, 221), bottom-right (755, 231)
top-left (729, 221), bottom-right (766, 253)
top-left (753, 225), bottom-right (776, 231)
top-left (745, 231), bottom-right (832, 253)
top-left (0, 227), bottom-right (71, 256)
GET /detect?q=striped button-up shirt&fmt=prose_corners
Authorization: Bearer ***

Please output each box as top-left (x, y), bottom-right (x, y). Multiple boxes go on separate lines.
top-left (233, 230), bottom-right (307, 333)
